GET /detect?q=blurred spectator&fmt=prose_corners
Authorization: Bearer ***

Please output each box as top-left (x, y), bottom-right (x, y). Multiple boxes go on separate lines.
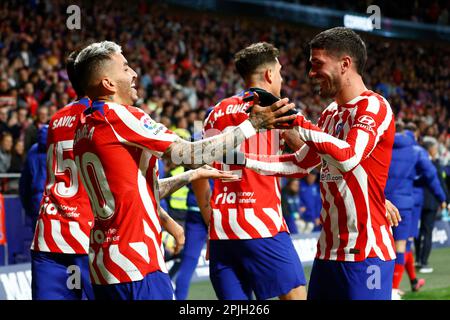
top-left (24, 105), bottom-right (49, 152)
top-left (0, 132), bottom-right (13, 173)
top-left (9, 140), bottom-right (25, 173)
top-left (8, 107), bottom-right (30, 141)
top-left (19, 125), bottom-right (48, 229)
top-left (0, 108), bottom-right (9, 136)
top-left (415, 137), bottom-right (449, 273)
top-left (281, 178), bottom-right (301, 235)
top-left (298, 171), bottom-right (322, 233)
top-left (20, 82), bottom-right (39, 116)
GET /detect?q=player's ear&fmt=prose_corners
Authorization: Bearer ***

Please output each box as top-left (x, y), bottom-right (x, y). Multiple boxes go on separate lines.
top-left (341, 56), bottom-right (351, 74)
top-left (101, 77), bottom-right (116, 93)
top-left (264, 67), bottom-right (273, 84)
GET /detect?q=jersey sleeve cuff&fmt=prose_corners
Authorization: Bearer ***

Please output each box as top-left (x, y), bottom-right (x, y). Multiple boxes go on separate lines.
top-left (238, 120), bottom-right (257, 139)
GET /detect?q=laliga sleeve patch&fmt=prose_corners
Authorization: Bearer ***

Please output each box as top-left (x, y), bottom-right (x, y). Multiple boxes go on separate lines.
top-left (140, 115), bottom-right (165, 135)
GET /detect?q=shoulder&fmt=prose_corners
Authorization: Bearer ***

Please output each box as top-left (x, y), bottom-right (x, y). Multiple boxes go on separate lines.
top-left (322, 101), bottom-right (338, 114)
top-left (356, 91), bottom-right (392, 115)
top-left (212, 94), bottom-right (248, 114)
top-left (104, 102), bottom-right (147, 120)
top-left (204, 94), bottom-right (247, 128)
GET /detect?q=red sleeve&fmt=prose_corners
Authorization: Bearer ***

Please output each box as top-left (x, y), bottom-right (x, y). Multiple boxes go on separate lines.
top-left (106, 104), bottom-right (177, 158)
top-left (292, 95), bottom-right (394, 172)
top-left (244, 143), bottom-right (320, 178)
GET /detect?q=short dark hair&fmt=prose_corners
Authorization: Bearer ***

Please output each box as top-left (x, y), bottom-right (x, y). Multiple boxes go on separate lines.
top-left (234, 42), bottom-right (279, 80)
top-left (74, 41), bottom-right (122, 94)
top-left (66, 49), bottom-right (84, 97)
top-left (309, 27), bottom-right (367, 75)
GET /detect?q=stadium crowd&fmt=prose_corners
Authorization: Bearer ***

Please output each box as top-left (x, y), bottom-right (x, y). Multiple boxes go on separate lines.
top-left (0, 0), bottom-right (449, 216)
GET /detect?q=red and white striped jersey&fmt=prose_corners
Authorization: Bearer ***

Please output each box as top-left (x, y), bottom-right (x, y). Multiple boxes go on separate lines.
top-left (73, 101), bottom-right (177, 285)
top-left (203, 91), bottom-right (288, 240)
top-left (245, 90), bottom-right (396, 262)
top-left (31, 98), bottom-right (94, 255)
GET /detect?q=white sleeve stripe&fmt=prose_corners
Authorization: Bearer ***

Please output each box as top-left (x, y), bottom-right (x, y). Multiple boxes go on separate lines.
top-left (325, 130), bottom-right (369, 171)
top-left (374, 98), bottom-right (393, 147)
top-left (246, 158), bottom-right (310, 176)
top-left (108, 102), bottom-right (177, 143)
top-left (298, 129), bottom-right (351, 149)
top-left (365, 96), bottom-right (381, 114)
top-left (294, 144), bottom-right (311, 162)
top-left (238, 119), bottom-right (257, 139)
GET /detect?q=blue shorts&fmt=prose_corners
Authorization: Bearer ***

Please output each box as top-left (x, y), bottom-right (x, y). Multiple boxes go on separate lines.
top-left (93, 271), bottom-right (174, 300)
top-left (209, 231), bottom-right (306, 300)
top-left (308, 257), bottom-right (395, 300)
top-left (392, 208), bottom-right (412, 240)
top-left (410, 204), bottom-right (422, 238)
top-left (31, 250), bottom-right (94, 300)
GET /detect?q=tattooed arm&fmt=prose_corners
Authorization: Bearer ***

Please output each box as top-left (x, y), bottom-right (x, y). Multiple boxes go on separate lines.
top-left (281, 129), bottom-right (305, 152)
top-left (162, 99), bottom-right (297, 169)
top-left (159, 169), bottom-right (197, 200)
top-left (159, 207), bottom-right (185, 255)
top-left (159, 165), bottom-right (237, 199)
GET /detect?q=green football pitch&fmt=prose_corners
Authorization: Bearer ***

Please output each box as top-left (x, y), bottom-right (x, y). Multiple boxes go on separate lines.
top-left (187, 247), bottom-right (450, 300)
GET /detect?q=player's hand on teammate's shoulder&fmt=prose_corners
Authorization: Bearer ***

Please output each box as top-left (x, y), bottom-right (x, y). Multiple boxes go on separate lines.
top-left (248, 97), bottom-right (297, 130)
